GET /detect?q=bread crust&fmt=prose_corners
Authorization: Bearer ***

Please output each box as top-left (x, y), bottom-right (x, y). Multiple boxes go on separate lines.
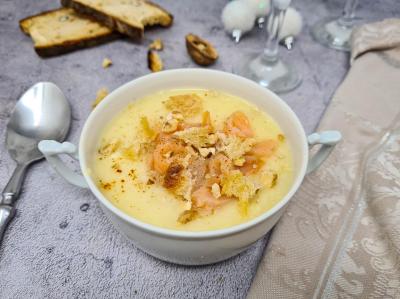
top-left (34, 33), bottom-right (119, 57)
top-left (145, 1), bottom-right (174, 26)
top-left (61, 0), bottom-right (173, 39)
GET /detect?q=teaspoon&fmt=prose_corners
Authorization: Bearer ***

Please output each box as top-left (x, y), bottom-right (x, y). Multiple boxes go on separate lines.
top-left (0, 82), bottom-right (71, 244)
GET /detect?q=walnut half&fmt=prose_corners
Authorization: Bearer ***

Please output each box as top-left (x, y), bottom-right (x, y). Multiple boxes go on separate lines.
top-left (185, 34), bottom-right (218, 66)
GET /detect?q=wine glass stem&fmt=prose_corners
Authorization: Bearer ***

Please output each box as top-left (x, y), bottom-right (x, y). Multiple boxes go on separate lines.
top-left (262, 7), bottom-right (286, 63)
top-left (338, 0), bottom-right (359, 27)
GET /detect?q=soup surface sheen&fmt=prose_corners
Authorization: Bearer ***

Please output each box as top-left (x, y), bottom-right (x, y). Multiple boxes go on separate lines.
top-left (92, 89), bottom-right (293, 231)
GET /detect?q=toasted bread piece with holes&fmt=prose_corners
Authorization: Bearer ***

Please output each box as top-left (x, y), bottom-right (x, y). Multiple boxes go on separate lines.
top-left (20, 8), bottom-right (117, 57)
top-left (61, 0), bottom-right (173, 39)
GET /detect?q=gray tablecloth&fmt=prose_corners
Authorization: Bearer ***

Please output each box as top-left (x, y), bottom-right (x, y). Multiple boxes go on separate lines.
top-left (0, 0), bottom-right (398, 298)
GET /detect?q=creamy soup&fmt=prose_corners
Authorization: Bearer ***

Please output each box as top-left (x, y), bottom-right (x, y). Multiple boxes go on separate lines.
top-left (91, 89), bottom-right (293, 231)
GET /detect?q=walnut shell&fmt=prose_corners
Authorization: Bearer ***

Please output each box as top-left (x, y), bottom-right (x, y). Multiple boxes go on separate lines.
top-left (185, 33), bottom-right (218, 66)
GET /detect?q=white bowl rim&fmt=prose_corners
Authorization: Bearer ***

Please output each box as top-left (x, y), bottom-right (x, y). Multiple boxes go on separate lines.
top-left (80, 68), bottom-right (308, 240)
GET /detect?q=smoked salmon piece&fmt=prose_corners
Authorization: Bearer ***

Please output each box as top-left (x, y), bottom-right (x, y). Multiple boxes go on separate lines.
top-left (240, 139), bottom-right (278, 175)
top-left (249, 139), bottom-right (278, 158)
top-left (191, 186), bottom-right (230, 213)
top-left (224, 111), bottom-right (254, 138)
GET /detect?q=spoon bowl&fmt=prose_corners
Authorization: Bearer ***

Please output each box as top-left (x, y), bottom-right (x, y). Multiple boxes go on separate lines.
top-left (0, 82), bottom-right (71, 244)
top-left (6, 82), bottom-right (71, 163)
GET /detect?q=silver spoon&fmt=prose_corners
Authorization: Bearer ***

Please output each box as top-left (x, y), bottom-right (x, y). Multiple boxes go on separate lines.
top-left (0, 82), bottom-right (71, 243)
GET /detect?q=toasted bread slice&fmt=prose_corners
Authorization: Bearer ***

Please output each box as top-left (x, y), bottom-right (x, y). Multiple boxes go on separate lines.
top-left (20, 8), bottom-right (117, 57)
top-left (61, 0), bottom-right (173, 39)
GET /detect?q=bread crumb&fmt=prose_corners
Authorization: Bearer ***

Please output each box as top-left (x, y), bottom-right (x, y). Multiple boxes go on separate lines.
top-left (233, 157), bottom-right (245, 166)
top-left (164, 94), bottom-right (203, 117)
top-left (181, 153), bottom-right (192, 168)
top-left (217, 133), bottom-right (254, 160)
top-left (184, 200), bottom-right (192, 210)
top-left (174, 127), bottom-right (216, 149)
top-left (199, 147), bottom-right (215, 158)
top-left (174, 170), bottom-right (193, 201)
top-left (149, 39), bottom-right (164, 51)
top-left (92, 88), bottom-right (109, 108)
top-left (102, 58), bottom-right (112, 68)
top-left (148, 50), bottom-right (163, 72)
top-left (221, 170), bottom-right (257, 201)
top-left (177, 209), bottom-right (197, 224)
top-left (167, 111), bottom-right (184, 121)
top-left (211, 183), bottom-right (221, 199)
top-left (221, 170), bottom-right (258, 215)
top-left (162, 118), bottom-right (179, 133)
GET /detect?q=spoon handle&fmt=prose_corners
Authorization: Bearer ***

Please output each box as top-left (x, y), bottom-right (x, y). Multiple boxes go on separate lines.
top-left (0, 205), bottom-right (15, 243)
top-left (1, 163), bottom-right (28, 205)
top-left (0, 163), bottom-right (28, 243)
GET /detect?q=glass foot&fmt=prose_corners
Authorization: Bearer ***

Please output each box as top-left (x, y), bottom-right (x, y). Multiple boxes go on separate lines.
top-left (236, 52), bottom-right (302, 94)
top-left (311, 16), bottom-right (354, 52)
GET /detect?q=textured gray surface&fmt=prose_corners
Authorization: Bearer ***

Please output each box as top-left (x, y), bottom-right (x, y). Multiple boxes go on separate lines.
top-left (0, 0), bottom-right (398, 298)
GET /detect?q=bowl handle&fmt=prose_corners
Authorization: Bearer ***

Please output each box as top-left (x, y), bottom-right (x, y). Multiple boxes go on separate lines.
top-left (38, 140), bottom-right (89, 188)
top-left (306, 131), bottom-right (342, 174)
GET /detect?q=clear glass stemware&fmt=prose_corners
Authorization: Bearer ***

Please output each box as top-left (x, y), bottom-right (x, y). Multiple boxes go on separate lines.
top-left (311, 0), bottom-right (359, 52)
top-left (237, 0), bottom-right (301, 93)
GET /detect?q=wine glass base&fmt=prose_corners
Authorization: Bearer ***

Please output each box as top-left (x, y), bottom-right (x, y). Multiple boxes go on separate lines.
top-left (311, 17), bottom-right (353, 52)
top-left (236, 53), bottom-right (302, 94)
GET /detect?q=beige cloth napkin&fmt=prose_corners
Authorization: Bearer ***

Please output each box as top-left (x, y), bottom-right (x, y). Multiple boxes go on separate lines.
top-left (248, 19), bottom-right (400, 299)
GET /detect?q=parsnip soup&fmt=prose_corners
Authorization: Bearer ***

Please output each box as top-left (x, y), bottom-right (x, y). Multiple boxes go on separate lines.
top-left (92, 89), bottom-right (293, 231)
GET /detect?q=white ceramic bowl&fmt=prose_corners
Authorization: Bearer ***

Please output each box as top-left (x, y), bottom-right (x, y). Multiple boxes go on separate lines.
top-left (39, 69), bottom-right (341, 265)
